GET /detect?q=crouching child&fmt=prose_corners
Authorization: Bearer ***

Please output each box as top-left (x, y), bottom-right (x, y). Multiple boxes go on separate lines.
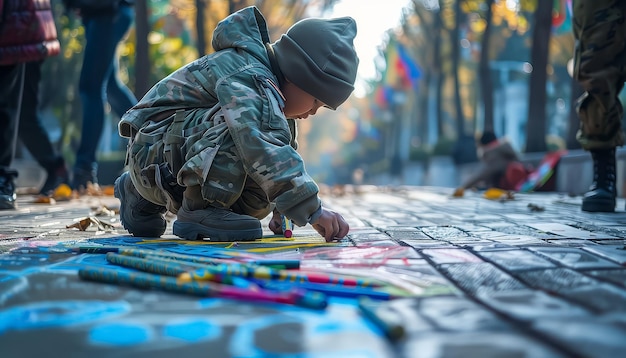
top-left (113, 6), bottom-right (358, 242)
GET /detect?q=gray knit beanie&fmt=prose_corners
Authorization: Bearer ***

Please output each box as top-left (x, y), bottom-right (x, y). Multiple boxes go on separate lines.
top-left (272, 16), bottom-right (359, 110)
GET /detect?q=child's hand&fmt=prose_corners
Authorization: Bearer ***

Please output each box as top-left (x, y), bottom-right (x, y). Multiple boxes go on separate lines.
top-left (268, 208), bottom-right (283, 235)
top-left (311, 208), bottom-right (349, 242)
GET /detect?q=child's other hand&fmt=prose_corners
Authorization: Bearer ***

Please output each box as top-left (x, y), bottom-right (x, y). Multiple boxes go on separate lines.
top-left (311, 208), bottom-right (349, 242)
top-left (269, 208), bottom-right (283, 235)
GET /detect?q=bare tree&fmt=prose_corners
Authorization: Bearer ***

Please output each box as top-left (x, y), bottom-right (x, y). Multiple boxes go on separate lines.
top-left (134, 0), bottom-right (151, 98)
top-left (195, 0), bottom-right (207, 56)
top-left (451, 0), bottom-right (465, 137)
top-left (525, 0), bottom-right (552, 153)
top-left (479, 0), bottom-right (495, 132)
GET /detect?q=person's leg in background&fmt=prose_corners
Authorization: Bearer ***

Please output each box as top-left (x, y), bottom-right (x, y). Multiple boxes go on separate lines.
top-left (105, 5), bottom-right (137, 119)
top-left (72, 4), bottom-right (137, 191)
top-left (17, 61), bottom-right (69, 195)
top-left (573, 0), bottom-right (626, 212)
top-left (0, 64), bottom-right (24, 209)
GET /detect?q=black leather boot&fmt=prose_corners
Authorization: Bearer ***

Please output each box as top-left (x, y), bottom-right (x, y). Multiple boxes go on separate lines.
top-left (582, 148), bottom-right (616, 212)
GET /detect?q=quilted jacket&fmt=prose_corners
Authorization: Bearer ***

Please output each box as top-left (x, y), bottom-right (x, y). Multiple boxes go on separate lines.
top-left (0, 0), bottom-right (60, 65)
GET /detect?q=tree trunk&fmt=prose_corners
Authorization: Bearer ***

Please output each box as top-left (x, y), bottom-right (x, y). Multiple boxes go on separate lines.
top-left (418, 71), bottom-right (431, 145)
top-left (434, 7), bottom-right (444, 138)
top-left (479, 0), bottom-right (495, 132)
top-left (525, 0), bottom-right (552, 153)
top-left (134, 0), bottom-right (150, 98)
top-left (451, 0), bottom-right (465, 137)
top-left (229, 0), bottom-right (246, 14)
top-left (195, 0), bottom-right (207, 57)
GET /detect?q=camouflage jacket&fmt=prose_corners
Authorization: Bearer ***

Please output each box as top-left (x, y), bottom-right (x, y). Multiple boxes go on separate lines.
top-left (119, 6), bottom-right (322, 226)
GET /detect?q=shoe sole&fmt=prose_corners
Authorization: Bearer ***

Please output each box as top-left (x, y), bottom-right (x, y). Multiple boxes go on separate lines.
top-left (173, 221), bottom-right (262, 241)
top-left (0, 201), bottom-right (16, 210)
top-left (581, 198), bottom-right (616, 212)
top-left (114, 174), bottom-right (166, 237)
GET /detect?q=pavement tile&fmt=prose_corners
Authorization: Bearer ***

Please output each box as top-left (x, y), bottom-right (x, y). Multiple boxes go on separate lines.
top-left (592, 240), bottom-right (626, 246)
top-left (452, 224), bottom-right (494, 232)
top-left (533, 318), bottom-right (626, 358)
top-left (528, 247), bottom-right (620, 269)
top-left (353, 239), bottom-right (400, 247)
top-left (438, 262), bottom-right (528, 295)
top-left (515, 267), bottom-right (597, 293)
top-left (450, 238), bottom-right (497, 246)
top-left (584, 268), bottom-right (626, 288)
top-left (401, 332), bottom-right (567, 358)
top-left (526, 222), bottom-right (620, 239)
top-left (376, 265), bottom-right (460, 296)
top-left (476, 290), bottom-right (590, 321)
top-left (488, 235), bottom-right (551, 246)
top-left (397, 239), bottom-right (454, 248)
top-left (501, 213), bottom-right (541, 221)
top-left (476, 248), bottom-right (557, 271)
top-left (563, 284), bottom-right (626, 313)
top-left (420, 226), bottom-right (470, 241)
top-left (420, 248), bottom-right (483, 264)
top-left (582, 245), bottom-right (626, 265)
top-left (544, 238), bottom-right (600, 247)
top-left (385, 230), bottom-right (432, 240)
top-left (470, 243), bottom-right (519, 251)
top-left (492, 225), bottom-right (563, 239)
top-left (418, 295), bottom-right (512, 332)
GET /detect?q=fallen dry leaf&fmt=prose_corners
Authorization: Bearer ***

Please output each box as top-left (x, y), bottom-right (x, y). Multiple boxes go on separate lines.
top-left (101, 185), bottom-right (115, 196)
top-left (53, 184), bottom-right (73, 201)
top-left (33, 196), bottom-right (56, 204)
top-left (91, 205), bottom-right (118, 216)
top-left (483, 188), bottom-right (514, 201)
top-left (66, 217), bottom-right (116, 232)
top-left (67, 217), bottom-right (92, 231)
top-left (452, 188), bottom-right (464, 197)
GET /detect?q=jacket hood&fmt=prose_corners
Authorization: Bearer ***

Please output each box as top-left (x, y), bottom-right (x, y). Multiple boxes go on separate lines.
top-left (211, 6), bottom-right (271, 64)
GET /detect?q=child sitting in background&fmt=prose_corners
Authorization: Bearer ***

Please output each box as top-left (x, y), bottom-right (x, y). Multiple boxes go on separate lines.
top-left (454, 131), bottom-right (526, 195)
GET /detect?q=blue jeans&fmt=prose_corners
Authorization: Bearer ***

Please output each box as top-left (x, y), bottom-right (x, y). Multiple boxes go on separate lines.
top-left (74, 4), bottom-right (137, 177)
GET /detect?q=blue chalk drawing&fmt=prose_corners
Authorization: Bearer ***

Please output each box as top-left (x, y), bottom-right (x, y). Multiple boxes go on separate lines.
top-left (163, 319), bottom-right (221, 342)
top-left (0, 300), bottom-right (131, 334)
top-left (89, 322), bottom-right (152, 346)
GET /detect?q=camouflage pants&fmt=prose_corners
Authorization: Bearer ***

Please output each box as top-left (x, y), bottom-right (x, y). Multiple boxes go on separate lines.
top-left (127, 108), bottom-right (272, 219)
top-left (573, 0), bottom-right (626, 150)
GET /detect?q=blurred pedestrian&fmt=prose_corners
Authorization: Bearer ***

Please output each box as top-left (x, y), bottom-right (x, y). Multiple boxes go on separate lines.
top-left (15, 61), bottom-right (70, 196)
top-left (0, 0), bottom-right (61, 209)
top-left (572, 0), bottom-right (626, 212)
top-left (63, 0), bottom-right (138, 191)
top-left (453, 130), bottom-right (525, 195)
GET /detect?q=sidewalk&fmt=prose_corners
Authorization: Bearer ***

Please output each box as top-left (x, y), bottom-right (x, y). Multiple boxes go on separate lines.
top-left (1, 185), bottom-right (626, 357)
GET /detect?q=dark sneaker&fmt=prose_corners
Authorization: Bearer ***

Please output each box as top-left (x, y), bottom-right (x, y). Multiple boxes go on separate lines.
top-left (40, 158), bottom-right (70, 196)
top-left (71, 167), bottom-right (98, 192)
top-left (0, 174), bottom-right (17, 210)
top-left (174, 206), bottom-right (262, 241)
top-left (114, 172), bottom-right (167, 237)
